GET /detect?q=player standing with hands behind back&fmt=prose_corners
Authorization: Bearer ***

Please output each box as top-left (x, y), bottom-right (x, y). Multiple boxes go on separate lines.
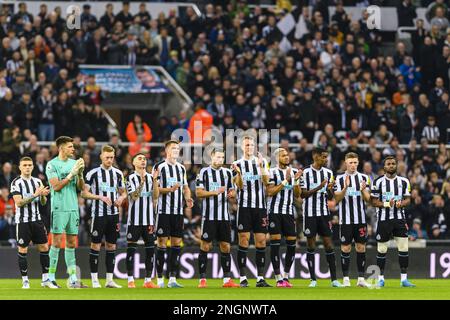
top-left (46, 136), bottom-right (87, 288)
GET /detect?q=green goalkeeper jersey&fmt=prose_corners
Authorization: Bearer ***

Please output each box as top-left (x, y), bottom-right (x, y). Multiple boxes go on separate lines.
top-left (46, 157), bottom-right (79, 212)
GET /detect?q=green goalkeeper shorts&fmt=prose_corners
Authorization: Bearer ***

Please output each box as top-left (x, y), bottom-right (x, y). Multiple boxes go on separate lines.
top-left (51, 210), bottom-right (80, 235)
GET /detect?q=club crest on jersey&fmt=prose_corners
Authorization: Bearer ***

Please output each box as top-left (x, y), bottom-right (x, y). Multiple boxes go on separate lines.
top-left (127, 233), bottom-right (132, 239)
top-left (304, 228), bottom-right (310, 235)
top-left (203, 232), bottom-right (208, 239)
top-left (376, 234), bottom-right (381, 240)
top-left (92, 230), bottom-right (98, 237)
top-left (157, 228), bottom-right (163, 235)
top-left (341, 236), bottom-right (346, 242)
top-left (269, 222), bottom-right (275, 228)
top-left (238, 224), bottom-right (243, 230)
top-left (18, 238), bottom-right (24, 245)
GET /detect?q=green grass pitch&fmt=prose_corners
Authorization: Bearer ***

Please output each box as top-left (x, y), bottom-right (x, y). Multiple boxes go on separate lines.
top-left (0, 279), bottom-right (450, 300)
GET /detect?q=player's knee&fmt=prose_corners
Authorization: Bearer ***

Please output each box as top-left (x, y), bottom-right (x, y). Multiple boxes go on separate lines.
top-left (219, 242), bottom-right (230, 253)
top-left (171, 237), bottom-right (181, 247)
top-left (91, 243), bottom-right (101, 251)
top-left (341, 244), bottom-right (351, 253)
top-left (238, 234), bottom-right (249, 247)
top-left (377, 241), bottom-right (389, 254)
top-left (355, 243), bottom-right (366, 253)
top-left (395, 237), bottom-right (408, 251)
top-left (38, 244), bottom-right (48, 252)
top-left (270, 234), bottom-right (281, 241)
top-left (157, 237), bottom-right (167, 248)
top-left (105, 242), bottom-right (116, 251)
top-left (18, 246), bottom-right (28, 254)
top-left (200, 241), bottom-right (211, 252)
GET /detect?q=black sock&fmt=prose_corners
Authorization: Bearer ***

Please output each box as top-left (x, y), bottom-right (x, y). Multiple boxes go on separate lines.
top-left (169, 246), bottom-right (181, 277)
top-left (256, 247), bottom-right (266, 278)
top-left (106, 250), bottom-right (115, 274)
top-left (156, 247), bottom-right (166, 278)
top-left (221, 252), bottom-right (231, 278)
top-left (237, 246), bottom-right (248, 277)
top-left (284, 240), bottom-right (296, 277)
top-left (198, 249), bottom-right (208, 279)
top-left (40, 251), bottom-right (49, 274)
top-left (356, 252), bottom-right (366, 277)
top-left (145, 245), bottom-right (155, 278)
top-left (270, 240), bottom-right (281, 276)
top-left (307, 248), bottom-right (316, 281)
top-left (18, 252), bottom-right (28, 277)
top-left (326, 249), bottom-right (337, 281)
top-left (376, 252), bottom-right (386, 275)
top-left (398, 251), bottom-right (409, 274)
top-left (126, 243), bottom-right (137, 277)
top-left (341, 251), bottom-right (350, 277)
top-left (89, 249), bottom-right (100, 274)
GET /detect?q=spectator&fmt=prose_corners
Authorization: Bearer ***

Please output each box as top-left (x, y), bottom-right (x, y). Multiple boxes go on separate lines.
top-left (128, 132), bottom-right (150, 158)
top-left (397, 0), bottom-right (417, 27)
top-left (125, 114), bottom-right (152, 143)
top-left (428, 194), bottom-right (449, 239)
top-left (422, 115), bottom-right (440, 144)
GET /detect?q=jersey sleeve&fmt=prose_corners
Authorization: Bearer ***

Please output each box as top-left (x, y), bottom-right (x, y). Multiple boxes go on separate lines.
top-left (268, 169), bottom-right (276, 185)
top-left (334, 176), bottom-right (342, 192)
top-left (370, 179), bottom-right (380, 198)
top-left (118, 172), bottom-right (125, 189)
top-left (182, 167), bottom-right (188, 186)
top-left (196, 170), bottom-right (205, 189)
top-left (10, 180), bottom-right (21, 196)
top-left (300, 170), bottom-right (307, 189)
top-left (404, 178), bottom-right (411, 197)
top-left (226, 170), bottom-right (234, 189)
top-left (45, 162), bottom-right (58, 181)
top-left (126, 175), bottom-right (138, 194)
top-left (85, 169), bottom-right (96, 187)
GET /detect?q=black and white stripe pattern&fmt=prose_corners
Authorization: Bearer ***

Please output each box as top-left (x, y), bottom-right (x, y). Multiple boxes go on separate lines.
top-left (152, 160), bottom-right (187, 215)
top-left (267, 167), bottom-right (299, 215)
top-left (370, 175), bottom-right (411, 221)
top-left (300, 166), bottom-right (333, 217)
top-left (126, 172), bottom-right (155, 226)
top-left (274, 5), bottom-right (309, 53)
top-left (334, 172), bottom-right (370, 225)
top-left (85, 166), bottom-right (124, 217)
top-left (233, 157), bottom-right (268, 209)
top-left (10, 176), bottom-right (42, 223)
top-left (422, 125), bottom-right (440, 142)
top-left (196, 166), bottom-right (233, 221)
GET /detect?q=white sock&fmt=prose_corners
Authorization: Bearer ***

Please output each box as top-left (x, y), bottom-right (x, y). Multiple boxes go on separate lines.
top-left (283, 272), bottom-right (289, 280)
top-left (240, 276), bottom-right (247, 282)
top-left (344, 276), bottom-right (350, 282)
top-left (127, 276), bottom-right (134, 283)
top-left (257, 276), bottom-right (264, 282)
top-left (378, 275), bottom-right (385, 281)
top-left (91, 273), bottom-right (99, 282)
top-left (275, 274), bottom-right (283, 281)
top-left (144, 277), bottom-right (152, 283)
top-left (401, 273), bottom-right (407, 281)
top-left (223, 277), bottom-right (230, 284)
top-left (106, 273), bottom-right (113, 283)
top-left (169, 276), bottom-right (176, 283)
top-left (22, 276), bottom-right (29, 282)
top-left (357, 277), bottom-right (365, 282)
top-left (42, 273), bottom-right (49, 282)
top-left (157, 277), bottom-right (164, 284)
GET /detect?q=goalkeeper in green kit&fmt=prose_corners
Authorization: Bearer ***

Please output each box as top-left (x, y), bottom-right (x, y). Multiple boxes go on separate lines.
top-left (45, 136), bottom-right (88, 288)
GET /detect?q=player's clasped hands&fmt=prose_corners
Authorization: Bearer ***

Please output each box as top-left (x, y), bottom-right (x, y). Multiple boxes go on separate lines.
top-left (215, 186), bottom-right (227, 195)
top-left (34, 185), bottom-right (50, 197)
top-left (360, 180), bottom-right (367, 191)
top-left (100, 196), bottom-right (113, 206)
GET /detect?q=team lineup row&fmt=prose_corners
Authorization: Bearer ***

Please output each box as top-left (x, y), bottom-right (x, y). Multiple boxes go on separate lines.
top-left (10, 135), bottom-right (415, 289)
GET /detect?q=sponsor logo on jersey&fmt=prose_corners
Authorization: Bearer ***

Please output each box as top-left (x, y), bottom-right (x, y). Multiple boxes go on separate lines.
top-left (157, 228), bottom-right (163, 235)
top-left (270, 222), bottom-right (275, 228)
top-left (376, 234), bottom-right (381, 240)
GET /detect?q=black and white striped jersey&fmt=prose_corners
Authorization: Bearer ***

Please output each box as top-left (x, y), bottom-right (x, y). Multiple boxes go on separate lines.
top-left (232, 157), bottom-right (269, 209)
top-left (196, 166), bottom-right (234, 221)
top-left (370, 175), bottom-right (411, 221)
top-left (126, 172), bottom-right (155, 226)
top-left (152, 160), bottom-right (188, 215)
top-left (85, 166), bottom-right (125, 217)
top-left (422, 125), bottom-right (440, 142)
top-left (267, 167), bottom-right (299, 215)
top-left (334, 172), bottom-right (370, 225)
top-left (300, 166), bottom-right (334, 217)
top-left (10, 176), bottom-right (43, 223)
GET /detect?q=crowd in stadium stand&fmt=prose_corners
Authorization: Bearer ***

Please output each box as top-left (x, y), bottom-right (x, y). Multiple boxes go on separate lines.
top-left (0, 1), bottom-right (449, 246)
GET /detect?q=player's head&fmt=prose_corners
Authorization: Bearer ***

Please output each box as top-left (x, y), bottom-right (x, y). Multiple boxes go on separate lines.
top-left (55, 136), bottom-right (74, 158)
top-left (274, 148), bottom-right (289, 166)
top-left (241, 135), bottom-right (255, 157)
top-left (312, 147), bottom-right (328, 167)
top-left (132, 153), bottom-right (147, 170)
top-left (19, 157), bottom-right (34, 176)
top-left (210, 148), bottom-right (225, 168)
top-left (383, 156), bottom-right (397, 175)
top-left (345, 152), bottom-right (359, 173)
top-left (100, 145), bottom-right (115, 168)
top-left (165, 139), bottom-right (180, 160)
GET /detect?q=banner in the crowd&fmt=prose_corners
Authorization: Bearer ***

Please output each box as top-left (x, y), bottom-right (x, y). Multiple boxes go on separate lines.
top-left (1, 247), bottom-right (449, 279)
top-left (80, 66), bottom-right (170, 93)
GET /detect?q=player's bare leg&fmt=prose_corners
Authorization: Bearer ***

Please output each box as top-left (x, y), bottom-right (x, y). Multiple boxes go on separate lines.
top-left (323, 236), bottom-right (342, 287)
top-left (105, 242), bottom-right (122, 288)
top-left (167, 237), bottom-right (183, 288)
top-left (254, 232), bottom-right (271, 287)
top-left (237, 232), bottom-right (250, 287)
top-left (355, 243), bottom-right (368, 287)
top-left (219, 242), bottom-right (239, 287)
top-left (198, 240), bottom-right (210, 288)
top-left (156, 236), bottom-right (168, 288)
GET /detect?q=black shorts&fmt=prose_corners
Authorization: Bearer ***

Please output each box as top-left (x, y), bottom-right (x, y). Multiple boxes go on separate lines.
top-left (376, 219), bottom-right (409, 242)
top-left (303, 216), bottom-right (332, 238)
top-left (90, 215), bottom-right (120, 244)
top-left (16, 221), bottom-right (48, 248)
top-left (339, 224), bottom-right (368, 245)
top-left (268, 213), bottom-right (297, 237)
top-left (237, 207), bottom-right (268, 234)
top-left (155, 214), bottom-right (184, 238)
top-left (201, 219), bottom-right (231, 243)
top-left (126, 225), bottom-right (156, 244)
